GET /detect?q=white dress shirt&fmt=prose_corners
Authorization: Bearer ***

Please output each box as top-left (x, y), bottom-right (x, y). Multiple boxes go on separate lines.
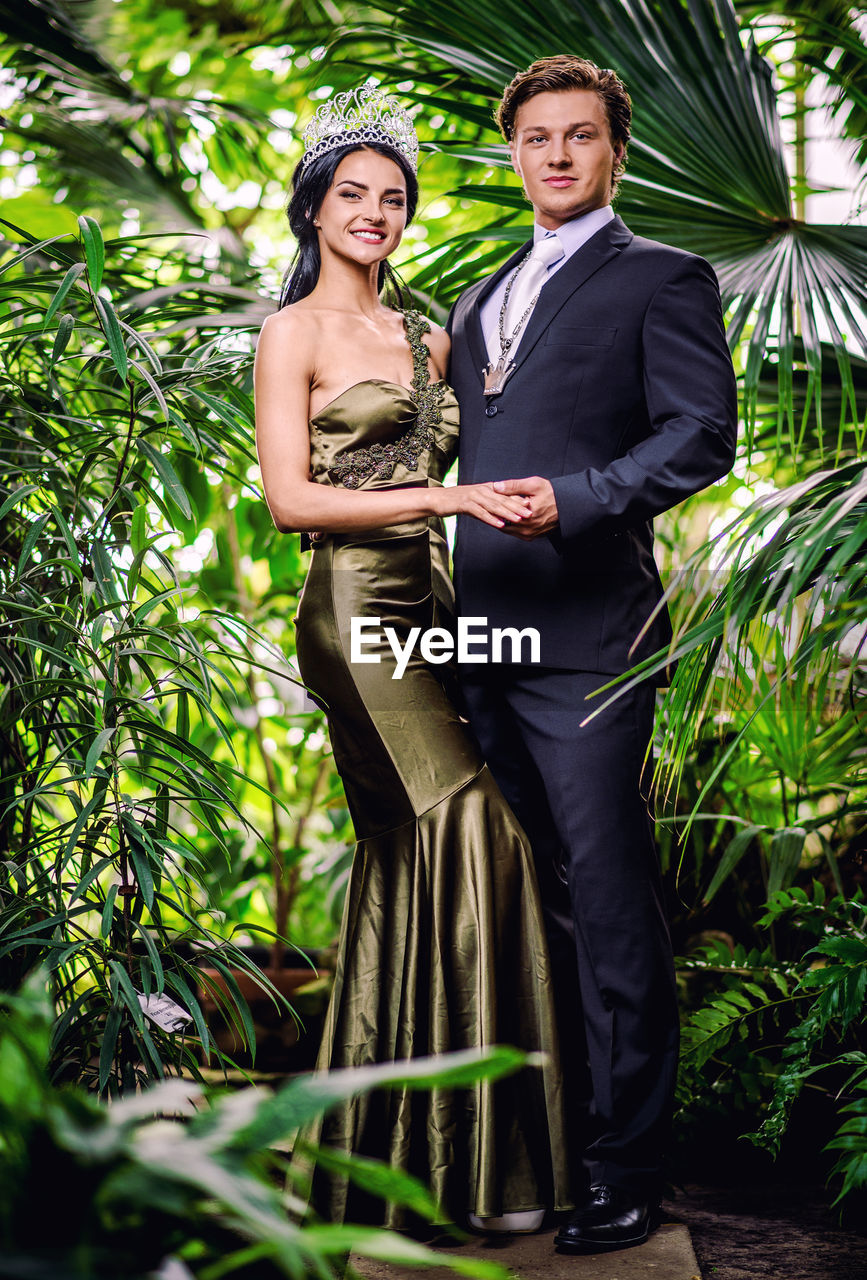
top-left (480, 204), bottom-right (616, 363)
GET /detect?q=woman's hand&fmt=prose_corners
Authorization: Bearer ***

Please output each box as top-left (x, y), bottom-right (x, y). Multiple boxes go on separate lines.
top-left (435, 482), bottom-right (532, 528)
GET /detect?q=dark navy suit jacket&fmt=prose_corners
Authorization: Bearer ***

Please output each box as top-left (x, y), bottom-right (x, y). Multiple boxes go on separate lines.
top-left (448, 214), bottom-right (738, 673)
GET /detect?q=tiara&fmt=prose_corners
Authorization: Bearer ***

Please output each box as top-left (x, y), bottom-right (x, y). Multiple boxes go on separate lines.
top-left (301, 82), bottom-right (419, 173)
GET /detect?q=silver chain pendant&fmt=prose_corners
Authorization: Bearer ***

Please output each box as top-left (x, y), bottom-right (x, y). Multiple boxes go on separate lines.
top-left (482, 250), bottom-right (536, 399)
top-left (483, 354), bottom-right (516, 397)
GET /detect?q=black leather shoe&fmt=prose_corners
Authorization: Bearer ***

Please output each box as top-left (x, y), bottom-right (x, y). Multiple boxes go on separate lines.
top-left (553, 1184), bottom-right (653, 1253)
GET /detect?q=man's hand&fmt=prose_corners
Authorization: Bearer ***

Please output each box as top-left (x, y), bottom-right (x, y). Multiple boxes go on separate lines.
top-left (493, 476), bottom-right (559, 538)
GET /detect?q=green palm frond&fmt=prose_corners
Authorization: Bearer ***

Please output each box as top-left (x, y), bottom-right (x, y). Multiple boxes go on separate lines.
top-left (0, 0), bottom-right (333, 250)
top-left (743, 1), bottom-right (867, 164)
top-left (589, 459), bottom-right (867, 812)
top-left (754, 340), bottom-right (867, 467)
top-left (0, 0), bottom-right (130, 87)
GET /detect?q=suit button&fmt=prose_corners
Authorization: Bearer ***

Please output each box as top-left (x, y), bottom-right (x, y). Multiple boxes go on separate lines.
top-left (485, 404), bottom-right (498, 417)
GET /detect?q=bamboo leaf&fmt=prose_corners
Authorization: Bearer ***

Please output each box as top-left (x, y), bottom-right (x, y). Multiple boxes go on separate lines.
top-left (108, 960), bottom-right (146, 1030)
top-left (50, 312), bottom-right (75, 363)
top-left (78, 214), bottom-right (105, 292)
top-left (85, 727), bottom-right (116, 778)
top-left (138, 439), bottom-right (192, 518)
top-left (130, 502), bottom-right (147, 557)
top-left (198, 959), bottom-right (257, 1060)
top-left (101, 883), bottom-right (119, 938)
top-left (166, 969), bottom-right (210, 1056)
top-left (89, 538), bottom-right (121, 603)
top-left (129, 357), bottom-right (170, 423)
top-left (0, 227), bottom-right (73, 274)
top-left (68, 855), bottom-right (115, 906)
top-left (48, 502), bottom-right (80, 566)
top-left (133, 919), bottom-right (164, 991)
top-left (176, 689), bottom-right (189, 742)
top-left (18, 513), bottom-right (50, 572)
top-left (0, 485), bottom-right (39, 521)
top-left (63, 791), bottom-right (108, 872)
top-left (43, 261), bottom-right (85, 328)
top-left (93, 293), bottom-right (129, 382)
top-left (125, 825), bottom-right (156, 911)
top-left (99, 1003), bottom-right (122, 1092)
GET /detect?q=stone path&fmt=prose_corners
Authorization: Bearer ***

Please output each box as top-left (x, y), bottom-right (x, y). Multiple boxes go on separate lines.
top-left (350, 1222), bottom-right (700, 1279)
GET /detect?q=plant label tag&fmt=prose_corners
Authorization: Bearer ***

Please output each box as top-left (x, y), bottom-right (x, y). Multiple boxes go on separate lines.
top-left (138, 992), bottom-right (193, 1034)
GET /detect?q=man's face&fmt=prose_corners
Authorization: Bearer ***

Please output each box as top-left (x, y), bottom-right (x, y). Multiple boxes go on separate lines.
top-left (510, 89), bottom-right (623, 230)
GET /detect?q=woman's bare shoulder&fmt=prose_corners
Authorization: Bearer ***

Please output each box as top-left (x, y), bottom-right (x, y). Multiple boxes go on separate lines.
top-left (256, 305), bottom-right (325, 383)
top-left (258, 301), bottom-right (321, 345)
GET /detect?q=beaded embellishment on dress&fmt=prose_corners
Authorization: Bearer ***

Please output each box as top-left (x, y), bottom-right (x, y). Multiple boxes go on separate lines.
top-left (329, 310), bottom-right (445, 489)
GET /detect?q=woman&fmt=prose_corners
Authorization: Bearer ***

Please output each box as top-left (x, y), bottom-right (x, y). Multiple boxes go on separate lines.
top-left (255, 84), bottom-right (569, 1231)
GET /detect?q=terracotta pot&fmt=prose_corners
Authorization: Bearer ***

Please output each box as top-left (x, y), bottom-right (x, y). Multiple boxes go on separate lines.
top-left (197, 964), bottom-right (332, 1073)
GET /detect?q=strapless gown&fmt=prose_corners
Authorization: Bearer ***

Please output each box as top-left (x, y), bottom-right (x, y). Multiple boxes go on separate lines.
top-left (294, 309), bottom-right (570, 1226)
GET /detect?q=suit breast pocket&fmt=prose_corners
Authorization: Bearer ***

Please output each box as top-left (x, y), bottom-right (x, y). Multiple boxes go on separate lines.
top-left (545, 325), bottom-right (617, 347)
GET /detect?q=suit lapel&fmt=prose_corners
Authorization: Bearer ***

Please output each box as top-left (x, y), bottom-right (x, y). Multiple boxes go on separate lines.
top-left (460, 240), bottom-right (532, 385)
top-left (507, 216), bottom-right (633, 378)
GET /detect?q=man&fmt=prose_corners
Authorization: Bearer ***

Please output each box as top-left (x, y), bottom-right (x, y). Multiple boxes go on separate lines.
top-left (447, 56), bottom-right (737, 1252)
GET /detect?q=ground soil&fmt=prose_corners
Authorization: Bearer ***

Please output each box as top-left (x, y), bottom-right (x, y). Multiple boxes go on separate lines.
top-left (663, 1183), bottom-right (867, 1280)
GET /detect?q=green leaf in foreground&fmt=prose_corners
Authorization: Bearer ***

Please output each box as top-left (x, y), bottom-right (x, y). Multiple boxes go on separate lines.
top-left (302, 1224), bottom-right (510, 1277)
top-left (294, 1139), bottom-right (442, 1222)
top-left (239, 1046), bottom-right (533, 1148)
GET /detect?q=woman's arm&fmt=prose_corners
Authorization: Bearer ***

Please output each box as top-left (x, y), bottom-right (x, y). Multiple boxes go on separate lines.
top-left (254, 310), bottom-right (530, 534)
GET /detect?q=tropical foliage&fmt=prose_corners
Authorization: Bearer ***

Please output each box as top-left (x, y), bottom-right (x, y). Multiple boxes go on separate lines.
top-left (0, 972), bottom-right (518, 1279)
top-left (1, 0), bottom-right (866, 1221)
top-left (1, 217), bottom-right (253, 1087)
top-left (676, 883), bottom-right (867, 1204)
top-left (0, 216), bottom-right (355, 1092)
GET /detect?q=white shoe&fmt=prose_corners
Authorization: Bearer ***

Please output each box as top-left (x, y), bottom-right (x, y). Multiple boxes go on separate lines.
top-left (467, 1209), bottom-right (546, 1234)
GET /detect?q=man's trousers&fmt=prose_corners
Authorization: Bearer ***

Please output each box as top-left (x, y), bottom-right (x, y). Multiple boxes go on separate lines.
top-left (460, 664), bottom-right (679, 1199)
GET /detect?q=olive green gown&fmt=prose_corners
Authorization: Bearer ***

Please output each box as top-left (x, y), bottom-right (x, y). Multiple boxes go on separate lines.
top-left (294, 309), bottom-right (570, 1227)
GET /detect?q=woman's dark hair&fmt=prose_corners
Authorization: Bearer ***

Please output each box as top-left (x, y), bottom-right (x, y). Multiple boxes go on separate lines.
top-left (279, 140), bottom-right (419, 309)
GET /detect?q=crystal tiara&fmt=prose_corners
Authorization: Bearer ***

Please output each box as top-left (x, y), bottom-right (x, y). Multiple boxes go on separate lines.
top-left (301, 82), bottom-right (419, 173)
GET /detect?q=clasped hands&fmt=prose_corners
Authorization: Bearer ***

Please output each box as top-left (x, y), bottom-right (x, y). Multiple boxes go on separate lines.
top-left (304, 475), bottom-right (559, 543)
top-left (463, 481), bottom-right (558, 540)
